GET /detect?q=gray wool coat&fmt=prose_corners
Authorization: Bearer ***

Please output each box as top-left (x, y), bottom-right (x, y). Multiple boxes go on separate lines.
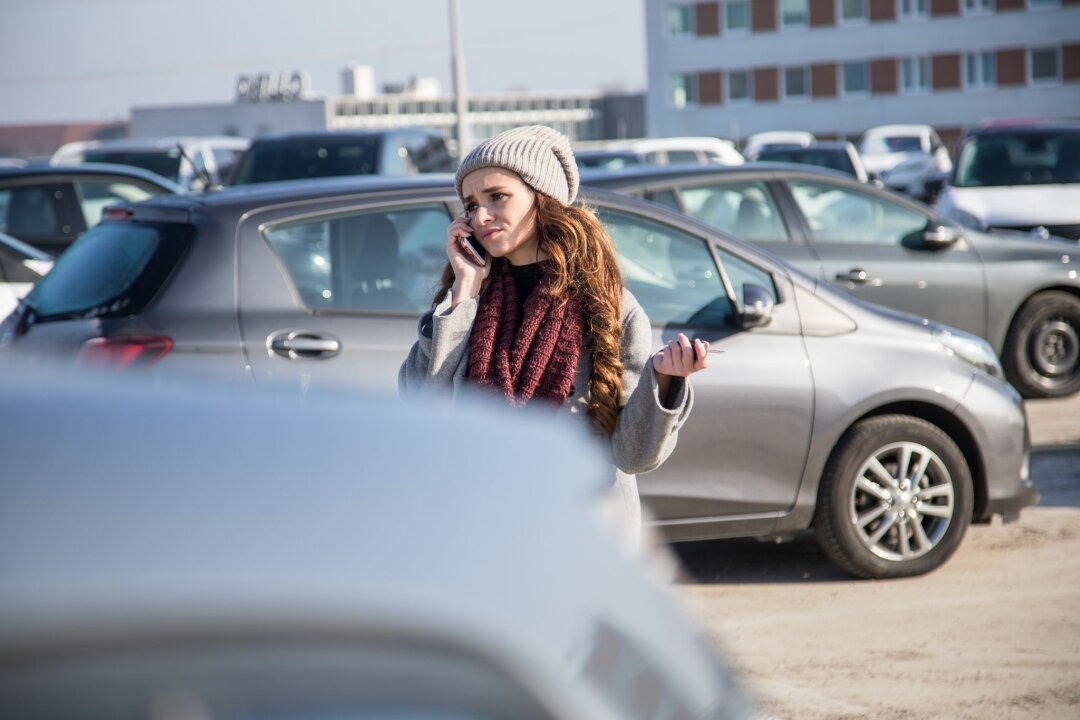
top-left (398, 287), bottom-right (694, 546)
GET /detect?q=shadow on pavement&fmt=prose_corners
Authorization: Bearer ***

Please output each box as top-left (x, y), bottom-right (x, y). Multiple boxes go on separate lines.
top-left (672, 531), bottom-right (853, 585)
top-left (1032, 443), bottom-right (1080, 508)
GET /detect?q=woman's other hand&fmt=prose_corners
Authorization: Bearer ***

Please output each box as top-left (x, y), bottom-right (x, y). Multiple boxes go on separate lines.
top-left (652, 334), bottom-right (709, 400)
top-left (446, 214), bottom-right (489, 306)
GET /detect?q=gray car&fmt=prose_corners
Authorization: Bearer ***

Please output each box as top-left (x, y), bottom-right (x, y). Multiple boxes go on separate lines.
top-left (0, 175), bottom-right (1038, 578)
top-left (582, 164), bottom-right (1080, 399)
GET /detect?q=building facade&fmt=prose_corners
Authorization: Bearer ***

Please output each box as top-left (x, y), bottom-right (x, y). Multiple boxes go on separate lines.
top-left (646, 0), bottom-right (1080, 147)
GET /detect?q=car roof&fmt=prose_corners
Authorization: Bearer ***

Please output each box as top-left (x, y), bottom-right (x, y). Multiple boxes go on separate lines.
top-left (579, 161), bottom-right (852, 186)
top-left (0, 162), bottom-right (185, 191)
top-left (964, 121), bottom-right (1080, 137)
top-left (70, 136), bottom-right (249, 151)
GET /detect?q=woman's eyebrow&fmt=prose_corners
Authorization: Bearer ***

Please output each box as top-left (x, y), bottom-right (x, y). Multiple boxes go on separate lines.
top-left (462, 185), bottom-right (509, 203)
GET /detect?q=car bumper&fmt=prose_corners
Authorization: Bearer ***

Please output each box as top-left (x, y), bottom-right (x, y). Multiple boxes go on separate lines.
top-left (955, 372), bottom-right (1039, 523)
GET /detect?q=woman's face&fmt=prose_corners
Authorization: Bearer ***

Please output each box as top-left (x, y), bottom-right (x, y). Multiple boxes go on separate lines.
top-left (461, 168), bottom-right (542, 266)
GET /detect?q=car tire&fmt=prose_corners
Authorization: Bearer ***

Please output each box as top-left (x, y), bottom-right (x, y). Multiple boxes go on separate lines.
top-left (1003, 291), bottom-right (1080, 399)
top-left (814, 415), bottom-right (973, 579)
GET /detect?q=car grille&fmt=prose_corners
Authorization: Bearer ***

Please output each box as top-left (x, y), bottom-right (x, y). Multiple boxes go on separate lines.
top-left (990, 224), bottom-right (1080, 242)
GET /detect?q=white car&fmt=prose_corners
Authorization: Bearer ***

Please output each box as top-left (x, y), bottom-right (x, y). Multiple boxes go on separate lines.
top-left (576, 137), bottom-right (745, 166)
top-left (742, 130), bottom-right (816, 160)
top-left (0, 372), bottom-right (757, 720)
top-left (51, 135), bottom-right (250, 190)
top-left (0, 231), bottom-right (51, 319)
top-left (936, 121), bottom-right (1080, 243)
top-left (859, 124), bottom-right (952, 200)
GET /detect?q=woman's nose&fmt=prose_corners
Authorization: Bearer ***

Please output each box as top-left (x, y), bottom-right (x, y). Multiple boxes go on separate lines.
top-left (472, 205), bottom-right (492, 225)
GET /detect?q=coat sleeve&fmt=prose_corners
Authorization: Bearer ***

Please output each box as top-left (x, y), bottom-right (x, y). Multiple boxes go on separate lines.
top-left (609, 297), bottom-right (694, 475)
top-left (398, 291), bottom-right (478, 397)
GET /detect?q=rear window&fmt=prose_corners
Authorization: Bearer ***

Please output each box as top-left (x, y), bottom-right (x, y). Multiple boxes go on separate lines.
top-left (231, 137), bottom-right (381, 185)
top-left (862, 136), bottom-right (923, 153)
top-left (756, 148), bottom-right (856, 177)
top-left (954, 131), bottom-right (1080, 187)
top-left (23, 220), bottom-right (192, 322)
top-left (83, 150), bottom-right (183, 183)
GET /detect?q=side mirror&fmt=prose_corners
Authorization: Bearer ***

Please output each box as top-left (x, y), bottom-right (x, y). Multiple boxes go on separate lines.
top-left (923, 222), bottom-right (960, 248)
top-left (741, 284), bottom-right (774, 329)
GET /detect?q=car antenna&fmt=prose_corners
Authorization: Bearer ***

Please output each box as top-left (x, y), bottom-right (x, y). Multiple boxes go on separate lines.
top-left (175, 142), bottom-right (219, 192)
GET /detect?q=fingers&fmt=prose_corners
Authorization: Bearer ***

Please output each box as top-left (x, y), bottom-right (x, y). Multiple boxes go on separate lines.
top-left (654, 334), bottom-right (711, 377)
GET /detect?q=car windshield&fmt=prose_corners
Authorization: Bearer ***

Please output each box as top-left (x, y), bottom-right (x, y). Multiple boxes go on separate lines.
top-left (755, 148), bottom-right (856, 176)
top-left (862, 136), bottom-right (923, 153)
top-left (23, 220), bottom-right (192, 322)
top-left (231, 137), bottom-right (381, 185)
top-left (576, 152), bottom-right (642, 170)
top-left (953, 131), bottom-right (1080, 187)
top-left (83, 150), bottom-right (183, 182)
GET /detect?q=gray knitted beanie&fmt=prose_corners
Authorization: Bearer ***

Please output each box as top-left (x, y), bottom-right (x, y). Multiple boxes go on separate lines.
top-left (455, 125), bottom-right (579, 206)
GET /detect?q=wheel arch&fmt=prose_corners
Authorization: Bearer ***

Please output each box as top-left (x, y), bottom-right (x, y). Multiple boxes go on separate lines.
top-left (1005, 284), bottom-right (1080, 334)
top-left (834, 401), bottom-right (988, 521)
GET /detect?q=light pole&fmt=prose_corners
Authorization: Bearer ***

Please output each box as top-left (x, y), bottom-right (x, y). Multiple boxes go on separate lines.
top-left (449, 0), bottom-right (468, 161)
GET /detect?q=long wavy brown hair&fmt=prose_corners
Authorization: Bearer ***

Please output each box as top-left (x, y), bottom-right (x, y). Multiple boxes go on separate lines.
top-left (432, 193), bottom-right (625, 435)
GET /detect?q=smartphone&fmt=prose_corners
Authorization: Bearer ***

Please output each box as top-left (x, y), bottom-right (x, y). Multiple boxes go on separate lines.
top-left (459, 233), bottom-right (488, 267)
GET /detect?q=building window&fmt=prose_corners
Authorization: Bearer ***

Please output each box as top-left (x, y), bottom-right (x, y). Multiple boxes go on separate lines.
top-left (780, 0), bottom-right (808, 28)
top-left (899, 56), bottom-right (931, 94)
top-left (1029, 46), bottom-right (1062, 84)
top-left (962, 0), bottom-right (992, 14)
top-left (726, 0), bottom-right (750, 31)
top-left (669, 3), bottom-right (694, 35)
top-left (728, 69), bottom-right (753, 103)
top-left (964, 51), bottom-right (996, 89)
top-left (672, 72), bottom-right (697, 107)
top-left (784, 66), bottom-right (809, 99)
top-left (841, 61), bottom-right (870, 95)
top-left (840, 0), bottom-right (867, 22)
top-left (1027, 0), bottom-right (1060, 8)
top-left (899, 0), bottom-right (928, 20)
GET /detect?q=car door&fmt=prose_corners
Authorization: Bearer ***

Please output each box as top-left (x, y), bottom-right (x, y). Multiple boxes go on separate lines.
top-left (666, 178), bottom-right (828, 281)
top-left (237, 195), bottom-right (455, 393)
top-left (593, 201), bottom-right (814, 535)
top-left (781, 177), bottom-right (988, 337)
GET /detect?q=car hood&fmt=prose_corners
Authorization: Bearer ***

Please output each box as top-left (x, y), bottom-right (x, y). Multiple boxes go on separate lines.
top-left (942, 185), bottom-right (1080, 226)
top-left (861, 151), bottom-right (920, 175)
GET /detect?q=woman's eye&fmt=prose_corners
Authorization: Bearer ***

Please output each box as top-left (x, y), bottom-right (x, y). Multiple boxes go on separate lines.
top-left (464, 203), bottom-right (477, 213)
top-left (491, 193), bottom-right (506, 201)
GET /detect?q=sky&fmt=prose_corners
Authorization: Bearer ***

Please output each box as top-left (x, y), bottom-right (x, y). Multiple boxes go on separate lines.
top-left (0, 0), bottom-right (647, 126)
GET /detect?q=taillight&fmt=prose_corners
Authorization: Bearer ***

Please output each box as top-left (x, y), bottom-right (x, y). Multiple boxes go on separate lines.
top-left (102, 207), bottom-right (132, 221)
top-left (80, 336), bottom-right (172, 367)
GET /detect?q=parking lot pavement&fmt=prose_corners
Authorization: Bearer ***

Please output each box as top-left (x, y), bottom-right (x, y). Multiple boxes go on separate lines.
top-left (1027, 393), bottom-right (1080, 447)
top-left (673, 441), bottom-right (1080, 720)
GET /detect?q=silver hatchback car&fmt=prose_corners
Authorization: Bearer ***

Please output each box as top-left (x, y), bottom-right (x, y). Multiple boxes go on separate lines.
top-left (0, 176), bottom-right (1038, 578)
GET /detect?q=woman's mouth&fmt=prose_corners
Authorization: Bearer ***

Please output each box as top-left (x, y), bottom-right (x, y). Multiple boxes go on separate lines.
top-left (481, 228), bottom-right (501, 240)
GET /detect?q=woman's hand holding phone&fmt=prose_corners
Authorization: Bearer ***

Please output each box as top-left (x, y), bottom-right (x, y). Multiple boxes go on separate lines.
top-left (447, 214), bottom-right (489, 306)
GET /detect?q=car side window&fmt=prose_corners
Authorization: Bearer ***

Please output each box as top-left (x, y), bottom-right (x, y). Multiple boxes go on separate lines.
top-left (263, 204), bottom-right (452, 314)
top-left (713, 245), bottom-right (778, 304)
top-left (789, 180), bottom-right (927, 245)
top-left (74, 179), bottom-right (157, 228)
top-left (380, 136), bottom-right (411, 175)
top-left (0, 184), bottom-right (67, 239)
top-left (679, 182), bottom-right (790, 243)
top-left (595, 206), bottom-right (735, 328)
top-left (644, 188), bottom-right (682, 212)
top-left (667, 150), bottom-right (700, 164)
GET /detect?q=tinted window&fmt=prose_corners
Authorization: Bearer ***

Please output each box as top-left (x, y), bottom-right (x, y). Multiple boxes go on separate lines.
top-left (954, 131), bottom-right (1080, 187)
top-left (212, 147), bottom-right (244, 184)
top-left (679, 182), bottom-right (789, 243)
top-left (714, 245), bottom-right (778, 303)
top-left (24, 221), bottom-right (192, 321)
top-left (232, 137), bottom-right (380, 185)
top-left (263, 204), bottom-right (452, 313)
top-left (789, 180), bottom-right (926, 245)
top-left (667, 150), bottom-right (700, 164)
top-left (755, 148), bottom-right (857, 177)
top-left (74, 179), bottom-right (158, 227)
top-left (83, 150), bottom-right (183, 183)
top-left (0, 184), bottom-right (66, 239)
top-left (597, 207), bottom-right (734, 327)
top-left (645, 188), bottom-right (682, 212)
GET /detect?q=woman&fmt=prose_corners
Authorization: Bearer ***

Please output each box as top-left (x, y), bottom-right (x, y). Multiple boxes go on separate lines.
top-left (399, 125), bottom-right (709, 543)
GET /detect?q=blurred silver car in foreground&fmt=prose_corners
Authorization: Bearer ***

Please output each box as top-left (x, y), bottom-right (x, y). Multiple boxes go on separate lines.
top-left (0, 177), bottom-right (1037, 577)
top-left (0, 373), bottom-right (754, 720)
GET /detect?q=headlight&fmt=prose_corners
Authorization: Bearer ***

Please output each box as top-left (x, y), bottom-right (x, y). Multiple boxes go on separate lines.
top-left (933, 326), bottom-right (1004, 381)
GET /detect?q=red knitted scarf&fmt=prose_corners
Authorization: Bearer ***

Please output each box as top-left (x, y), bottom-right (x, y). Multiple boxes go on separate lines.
top-left (467, 267), bottom-right (584, 407)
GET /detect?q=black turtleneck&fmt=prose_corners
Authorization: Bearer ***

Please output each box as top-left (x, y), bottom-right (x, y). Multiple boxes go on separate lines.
top-left (508, 262), bottom-right (543, 322)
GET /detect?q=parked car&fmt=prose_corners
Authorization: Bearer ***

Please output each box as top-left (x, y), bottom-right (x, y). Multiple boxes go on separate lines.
top-left (0, 175), bottom-right (1038, 578)
top-left (51, 136), bottom-right (249, 190)
top-left (741, 130), bottom-right (816, 159)
top-left (0, 164), bottom-right (181, 256)
top-left (582, 163), bottom-right (1080, 399)
top-left (229, 128), bottom-right (454, 185)
top-left (859, 124), bottom-right (952, 200)
top-left (936, 120), bottom-right (1080, 242)
top-left (0, 372), bottom-right (756, 719)
top-left (0, 231), bottom-right (51, 319)
top-left (575, 137), bottom-right (745, 167)
top-left (750, 141), bottom-right (870, 183)
top-left (575, 148), bottom-right (645, 170)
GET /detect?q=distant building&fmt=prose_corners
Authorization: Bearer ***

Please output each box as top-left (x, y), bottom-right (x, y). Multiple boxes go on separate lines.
top-left (130, 66), bottom-right (646, 154)
top-left (0, 122), bottom-right (127, 161)
top-left (645, 0), bottom-right (1080, 148)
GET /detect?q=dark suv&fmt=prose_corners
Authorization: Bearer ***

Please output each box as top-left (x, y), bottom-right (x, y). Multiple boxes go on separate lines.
top-left (229, 129), bottom-right (454, 185)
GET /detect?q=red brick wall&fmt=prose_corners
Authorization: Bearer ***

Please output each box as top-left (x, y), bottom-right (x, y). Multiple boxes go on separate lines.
top-left (809, 0), bottom-right (836, 26)
top-left (752, 0), bottom-right (777, 31)
top-left (696, 2), bottom-right (721, 35)
top-left (811, 62), bottom-right (838, 97)
top-left (994, 0), bottom-right (1024, 10)
top-left (699, 71), bottom-right (724, 103)
top-left (871, 59), bottom-right (898, 94)
top-left (1063, 44), bottom-right (1080, 81)
top-left (930, 0), bottom-right (960, 15)
top-left (754, 67), bottom-right (780, 101)
top-left (996, 48), bottom-right (1027, 86)
top-left (932, 54), bottom-right (961, 90)
top-left (869, 0), bottom-right (896, 21)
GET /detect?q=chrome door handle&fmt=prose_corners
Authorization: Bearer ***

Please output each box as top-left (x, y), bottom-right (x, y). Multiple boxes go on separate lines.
top-left (268, 331), bottom-right (341, 359)
top-left (835, 268), bottom-right (869, 284)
